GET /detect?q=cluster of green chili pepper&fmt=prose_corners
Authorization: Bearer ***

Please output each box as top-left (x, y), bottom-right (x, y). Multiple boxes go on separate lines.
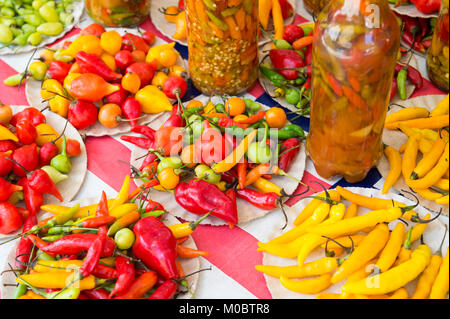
top-left (0, 0), bottom-right (77, 49)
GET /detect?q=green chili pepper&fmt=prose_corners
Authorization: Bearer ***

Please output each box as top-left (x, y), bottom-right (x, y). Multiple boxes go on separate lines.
top-left (243, 0), bottom-right (253, 14)
top-left (260, 64), bottom-right (287, 87)
top-left (50, 135), bottom-right (72, 174)
top-left (41, 234), bottom-right (64, 242)
top-left (215, 103), bottom-right (225, 113)
top-left (302, 26), bottom-right (313, 36)
top-left (202, 0), bottom-right (216, 11)
top-left (285, 87), bottom-right (301, 105)
top-left (243, 98), bottom-right (262, 114)
top-left (221, 6), bottom-right (240, 17)
top-left (37, 250), bottom-right (56, 261)
top-left (206, 10), bottom-right (228, 31)
top-left (273, 124), bottom-right (306, 140)
top-left (141, 210), bottom-right (166, 218)
top-left (51, 204), bottom-right (80, 227)
top-left (397, 68), bottom-right (408, 100)
top-left (14, 283), bottom-right (28, 299)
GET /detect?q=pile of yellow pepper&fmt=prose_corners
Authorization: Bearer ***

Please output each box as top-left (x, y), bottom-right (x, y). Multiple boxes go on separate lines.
top-left (255, 186), bottom-right (449, 299)
top-left (383, 94), bottom-right (449, 205)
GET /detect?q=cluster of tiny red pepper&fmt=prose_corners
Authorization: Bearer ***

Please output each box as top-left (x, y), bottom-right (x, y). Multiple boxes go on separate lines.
top-left (0, 106), bottom-right (81, 237)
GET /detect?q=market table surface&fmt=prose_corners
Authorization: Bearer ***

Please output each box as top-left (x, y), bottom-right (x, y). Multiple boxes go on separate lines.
top-left (0, 0), bottom-right (447, 299)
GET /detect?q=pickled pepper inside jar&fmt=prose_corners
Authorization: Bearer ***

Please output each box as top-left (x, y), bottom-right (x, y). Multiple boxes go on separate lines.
top-left (85, 0), bottom-right (150, 27)
top-left (306, 0), bottom-right (400, 183)
top-left (303, 0), bottom-right (331, 17)
top-left (186, 0), bottom-right (259, 96)
top-left (426, 0), bottom-right (449, 92)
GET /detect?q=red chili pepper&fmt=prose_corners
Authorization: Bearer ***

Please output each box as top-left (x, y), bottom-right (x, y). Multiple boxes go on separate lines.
top-left (126, 61), bottom-right (157, 87)
top-left (283, 24), bottom-right (304, 44)
top-left (15, 120), bottom-right (37, 145)
top-left (269, 49), bottom-right (305, 80)
top-left (148, 280), bottom-right (178, 299)
top-left (163, 76), bottom-right (188, 99)
top-left (194, 120), bottom-right (231, 165)
top-left (141, 30), bottom-right (156, 46)
top-left (132, 216), bottom-right (178, 279)
top-left (105, 85), bottom-right (129, 105)
top-left (0, 151), bottom-right (13, 176)
top-left (80, 215), bottom-right (116, 228)
top-left (122, 33), bottom-right (150, 54)
top-left (39, 142), bottom-right (59, 167)
top-left (305, 44), bottom-right (313, 66)
top-left (80, 226), bottom-right (107, 277)
top-left (139, 153), bottom-right (158, 171)
top-left (109, 256), bottom-right (136, 298)
top-left (27, 234), bottom-right (53, 255)
top-left (177, 0), bottom-right (185, 10)
top-left (422, 39), bottom-right (432, 50)
top-left (278, 0), bottom-right (294, 19)
top-left (68, 100), bottom-right (98, 130)
top-left (236, 188), bottom-right (279, 210)
top-left (115, 50), bottom-right (134, 70)
top-left (28, 169), bottom-right (63, 202)
top-left (410, 0), bottom-right (441, 14)
top-left (121, 97), bottom-right (142, 127)
top-left (0, 176), bottom-right (23, 201)
top-left (327, 73), bottom-right (343, 96)
top-left (395, 63), bottom-right (424, 89)
top-left (113, 271), bottom-right (158, 299)
top-left (390, 77), bottom-right (398, 101)
top-left (96, 191), bottom-right (110, 218)
top-left (10, 108), bottom-right (46, 127)
top-left (278, 138), bottom-right (301, 172)
top-left (145, 199), bottom-right (164, 212)
top-left (82, 288), bottom-right (109, 299)
top-left (175, 179), bottom-right (238, 225)
top-left (217, 117), bottom-right (247, 129)
top-left (10, 143), bottom-right (39, 177)
top-left (76, 51), bottom-right (123, 82)
top-left (163, 104), bottom-right (185, 128)
top-left (17, 177), bottom-right (43, 217)
top-left (401, 31), bottom-right (425, 52)
top-left (0, 141), bottom-right (17, 153)
top-left (47, 60), bottom-right (71, 83)
top-left (120, 136), bottom-right (155, 149)
top-left (221, 170), bottom-right (237, 184)
top-left (14, 213), bottom-right (36, 269)
top-left (39, 233), bottom-right (115, 257)
top-left (91, 263), bottom-right (119, 279)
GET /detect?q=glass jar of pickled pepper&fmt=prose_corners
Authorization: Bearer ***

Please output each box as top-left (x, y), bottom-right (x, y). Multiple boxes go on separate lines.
top-left (85, 0), bottom-right (150, 27)
top-left (426, 0), bottom-right (449, 92)
top-left (186, 0), bottom-right (259, 96)
top-left (306, 0), bottom-right (400, 183)
top-left (303, 0), bottom-right (330, 16)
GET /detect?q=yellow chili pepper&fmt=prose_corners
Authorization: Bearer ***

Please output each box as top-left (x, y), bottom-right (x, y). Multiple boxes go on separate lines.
top-left (20, 290), bottom-right (46, 299)
top-left (320, 234), bottom-right (366, 251)
top-left (257, 235), bottom-right (309, 258)
top-left (316, 293), bottom-right (342, 299)
top-left (258, 0), bottom-right (272, 30)
top-left (17, 272), bottom-right (98, 290)
top-left (412, 253), bottom-right (444, 299)
top-left (110, 175), bottom-right (130, 211)
top-left (434, 178), bottom-right (449, 191)
top-left (385, 114), bottom-right (449, 130)
top-left (168, 211), bottom-right (211, 239)
top-left (33, 260), bottom-right (83, 273)
top-left (388, 288), bottom-right (409, 299)
top-left (40, 200), bottom-right (115, 219)
top-left (307, 207), bottom-right (403, 238)
top-left (435, 194), bottom-right (449, 204)
top-left (341, 245), bottom-right (432, 295)
top-left (212, 130), bottom-right (257, 173)
top-left (335, 186), bottom-right (406, 210)
top-left (412, 131), bottom-right (448, 179)
top-left (107, 210), bottom-right (140, 236)
top-left (173, 11), bottom-right (187, 40)
top-left (413, 128), bottom-right (439, 141)
top-left (145, 42), bottom-right (176, 66)
top-left (331, 223), bottom-right (390, 284)
top-left (60, 34), bottom-right (102, 57)
top-left (279, 274), bottom-right (332, 294)
top-left (385, 107), bottom-right (430, 124)
top-left (382, 146), bottom-right (402, 194)
top-left (345, 258), bottom-right (378, 284)
top-left (407, 143), bottom-right (449, 190)
top-left (429, 248), bottom-right (449, 299)
top-left (41, 78), bottom-right (63, 101)
top-left (419, 136), bottom-right (434, 154)
top-left (343, 202), bottom-right (358, 219)
top-left (252, 177), bottom-right (283, 196)
top-left (135, 85), bottom-right (173, 114)
top-left (0, 125), bottom-right (18, 142)
top-left (99, 257), bottom-right (116, 268)
top-left (48, 94), bottom-right (70, 118)
top-left (35, 123), bottom-right (63, 149)
top-left (402, 133), bottom-right (420, 184)
top-left (414, 188), bottom-right (445, 201)
top-left (109, 203), bottom-right (138, 219)
top-left (271, 0), bottom-right (284, 42)
top-left (394, 227), bottom-right (414, 267)
top-left (293, 190), bottom-right (340, 226)
top-left (375, 222), bottom-right (405, 272)
top-left (265, 201), bottom-right (331, 245)
top-left (430, 94), bottom-right (449, 117)
top-left (255, 257), bottom-right (339, 279)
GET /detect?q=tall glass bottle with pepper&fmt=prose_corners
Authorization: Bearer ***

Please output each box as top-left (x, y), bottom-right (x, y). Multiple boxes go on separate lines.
top-left (186, 0), bottom-right (259, 96)
top-left (306, 0), bottom-right (400, 183)
top-left (85, 0), bottom-right (150, 27)
top-left (426, 0), bottom-right (449, 92)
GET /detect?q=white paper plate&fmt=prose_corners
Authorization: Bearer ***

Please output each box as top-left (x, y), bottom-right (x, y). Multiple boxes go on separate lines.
top-left (126, 94), bottom-right (307, 226)
top-left (261, 187), bottom-right (449, 299)
top-left (0, 105), bottom-right (87, 239)
top-left (0, 1), bottom-right (85, 56)
top-left (25, 32), bottom-right (187, 137)
top-left (378, 94), bottom-right (449, 216)
top-left (0, 197), bottom-right (201, 299)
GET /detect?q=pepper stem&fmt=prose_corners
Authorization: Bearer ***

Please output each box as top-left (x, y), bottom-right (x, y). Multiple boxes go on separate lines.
top-left (189, 209), bottom-right (215, 231)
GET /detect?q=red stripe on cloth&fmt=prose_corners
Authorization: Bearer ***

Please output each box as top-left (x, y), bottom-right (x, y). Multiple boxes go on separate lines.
top-left (0, 59), bottom-right (28, 106)
top-left (411, 78), bottom-right (446, 98)
top-left (140, 17), bottom-right (173, 43)
top-left (285, 171), bottom-right (332, 206)
top-left (247, 81), bottom-right (266, 98)
top-left (85, 136), bottom-right (136, 193)
top-left (293, 13), bottom-right (311, 25)
top-left (192, 224), bottom-right (272, 299)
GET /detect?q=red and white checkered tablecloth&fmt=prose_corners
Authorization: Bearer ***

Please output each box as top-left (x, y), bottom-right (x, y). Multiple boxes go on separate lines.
top-left (0, 1), bottom-right (446, 299)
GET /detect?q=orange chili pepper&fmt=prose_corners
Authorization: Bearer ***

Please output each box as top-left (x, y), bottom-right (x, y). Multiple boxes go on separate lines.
top-left (176, 245), bottom-right (209, 258)
top-left (292, 36), bottom-right (314, 50)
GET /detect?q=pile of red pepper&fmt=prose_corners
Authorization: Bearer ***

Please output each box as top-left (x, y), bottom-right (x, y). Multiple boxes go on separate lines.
top-left (393, 0), bottom-right (442, 15)
top-left (396, 13), bottom-right (437, 54)
top-left (259, 23), bottom-right (314, 115)
top-left (3, 176), bottom-right (209, 299)
top-left (0, 105), bottom-right (81, 237)
top-left (120, 95), bottom-right (306, 227)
